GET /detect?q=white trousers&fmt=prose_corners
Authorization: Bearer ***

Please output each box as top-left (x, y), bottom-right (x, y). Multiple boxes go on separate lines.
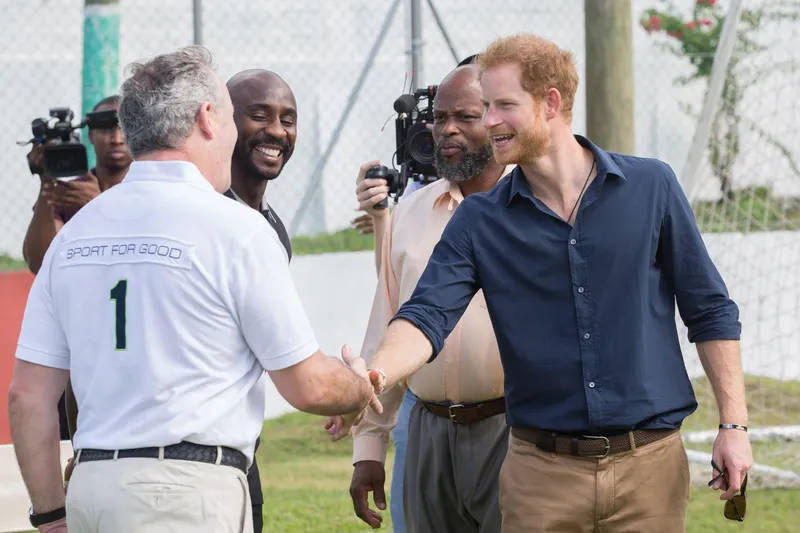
top-left (66, 457), bottom-right (253, 533)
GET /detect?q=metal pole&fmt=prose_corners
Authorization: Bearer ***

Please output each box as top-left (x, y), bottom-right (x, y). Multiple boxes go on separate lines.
top-left (410, 0), bottom-right (424, 90)
top-left (82, 0), bottom-right (121, 169)
top-left (193, 0), bottom-right (203, 45)
top-left (426, 0), bottom-right (460, 65)
top-left (288, 0), bottom-right (402, 237)
top-left (680, 0), bottom-right (744, 196)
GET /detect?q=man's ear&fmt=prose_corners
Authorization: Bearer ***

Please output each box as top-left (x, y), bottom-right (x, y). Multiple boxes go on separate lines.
top-left (88, 129), bottom-right (95, 144)
top-left (544, 88), bottom-right (562, 121)
top-left (197, 102), bottom-right (216, 140)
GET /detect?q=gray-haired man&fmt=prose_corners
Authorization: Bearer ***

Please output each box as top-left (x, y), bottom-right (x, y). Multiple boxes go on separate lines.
top-left (9, 45), bottom-right (379, 533)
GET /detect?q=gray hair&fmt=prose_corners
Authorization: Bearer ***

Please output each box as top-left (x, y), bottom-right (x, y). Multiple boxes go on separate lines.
top-left (118, 45), bottom-right (220, 157)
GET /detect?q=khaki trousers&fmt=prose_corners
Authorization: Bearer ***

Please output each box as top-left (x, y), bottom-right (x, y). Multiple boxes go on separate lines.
top-left (66, 457), bottom-right (252, 533)
top-left (499, 430), bottom-right (690, 533)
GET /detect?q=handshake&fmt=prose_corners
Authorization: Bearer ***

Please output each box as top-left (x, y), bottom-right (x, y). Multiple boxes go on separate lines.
top-left (324, 345), bottom-right (388, 441)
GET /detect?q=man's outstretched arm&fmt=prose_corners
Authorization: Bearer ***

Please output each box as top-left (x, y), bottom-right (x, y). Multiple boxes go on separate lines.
top-left (367, 319), bottom-right (433, 393)
top-left (269, 345), bottom-right (380, 417)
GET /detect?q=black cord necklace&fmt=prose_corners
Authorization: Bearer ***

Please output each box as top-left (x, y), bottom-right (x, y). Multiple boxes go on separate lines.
top-left (567, 158), bottom-right (596, 226)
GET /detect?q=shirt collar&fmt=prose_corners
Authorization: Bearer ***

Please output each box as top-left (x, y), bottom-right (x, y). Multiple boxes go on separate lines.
top-left (122, 160), bottom-right (215, 192)
top-left (433, 165), bottom-right (515, 210)
top-left (507, 135), bottom-right (626, 206)
top-left (227, 187), bottom-right (265, 212)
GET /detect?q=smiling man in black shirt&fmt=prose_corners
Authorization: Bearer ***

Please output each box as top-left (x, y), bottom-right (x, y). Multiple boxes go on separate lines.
top-left (225, 69), bottom-right (298, 532)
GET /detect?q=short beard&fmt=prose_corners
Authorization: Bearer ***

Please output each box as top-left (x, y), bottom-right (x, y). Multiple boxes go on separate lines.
top-left (233, 144), bottom-right (282, 182)
top-left (435, 142), bottom-right (494, 183)
top-left (494, 108), bottom-right (551, 166)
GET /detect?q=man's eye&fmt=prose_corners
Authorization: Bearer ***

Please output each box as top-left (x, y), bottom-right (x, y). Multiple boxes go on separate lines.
top-left (250, 115), bottom-right (267, 121)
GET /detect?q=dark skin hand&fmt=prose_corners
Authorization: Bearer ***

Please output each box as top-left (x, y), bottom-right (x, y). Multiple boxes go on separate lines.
top-left (350, 460), bottom-right (387, 528)
top-left (351, 213), bottom-right (375, 234)
top-left (27, 144), bottom-right (100, 210)
top-left (47, 171), bottom-right (102, 209)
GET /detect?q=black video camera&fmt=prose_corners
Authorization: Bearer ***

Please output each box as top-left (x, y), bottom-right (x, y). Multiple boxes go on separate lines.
top-left (21, 108), bottom-right (120, 178)
top-left (366, 85), bottom-right (439, 209)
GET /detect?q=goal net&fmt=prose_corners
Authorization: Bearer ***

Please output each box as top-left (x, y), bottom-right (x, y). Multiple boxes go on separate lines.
top-left (678, 0), bottom-right (800, 487)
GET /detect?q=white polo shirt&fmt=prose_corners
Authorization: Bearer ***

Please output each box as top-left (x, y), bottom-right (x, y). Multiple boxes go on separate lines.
top-left (15, 160), bottom-right (318, 466)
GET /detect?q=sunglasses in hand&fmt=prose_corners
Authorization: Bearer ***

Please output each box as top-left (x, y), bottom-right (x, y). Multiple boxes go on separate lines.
top-left (708, 459), bottom-right (748, 522)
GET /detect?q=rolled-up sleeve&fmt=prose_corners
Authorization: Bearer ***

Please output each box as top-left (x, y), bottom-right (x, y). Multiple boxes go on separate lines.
top-left (392, 200), bottom-right (480, 359)
top-left (658, 166), bottom-right (741, 342)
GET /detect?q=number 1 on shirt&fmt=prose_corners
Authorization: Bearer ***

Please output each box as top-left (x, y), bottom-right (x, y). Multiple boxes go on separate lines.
top-left (110, 279), bottom-right (128, 351)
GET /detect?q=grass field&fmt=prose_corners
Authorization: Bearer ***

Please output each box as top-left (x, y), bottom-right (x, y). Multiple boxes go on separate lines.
top-left (254, 376), bottom-right (800, 532)
top-left (257, 412), bottom-right (800, 533)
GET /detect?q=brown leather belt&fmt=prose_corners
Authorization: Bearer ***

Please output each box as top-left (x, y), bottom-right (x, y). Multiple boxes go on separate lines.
top-left (419, 397), bottom-right (506, 424)
top-left (511, 427), bottom-right (678, 458)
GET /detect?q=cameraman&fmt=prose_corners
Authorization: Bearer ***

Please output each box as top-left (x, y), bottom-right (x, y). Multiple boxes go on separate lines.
top-left (339, 57), bottom-right (514, 533)
top-left (22, 96), bottom-right (133, 275)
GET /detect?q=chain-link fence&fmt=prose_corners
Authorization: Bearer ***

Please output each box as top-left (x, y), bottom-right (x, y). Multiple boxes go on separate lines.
top-left (1, 0), bottom-right (718, 258)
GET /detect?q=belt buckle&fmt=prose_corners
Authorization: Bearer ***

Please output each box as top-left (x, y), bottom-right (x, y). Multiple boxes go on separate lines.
top-left (582, 435), bottom-right (610, 458)
top-left (448, 404), bottom-right (464, 422)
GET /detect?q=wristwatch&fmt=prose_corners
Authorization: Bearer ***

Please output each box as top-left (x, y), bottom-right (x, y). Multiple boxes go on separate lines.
top-left (29, 505), bottom-right (66, 527)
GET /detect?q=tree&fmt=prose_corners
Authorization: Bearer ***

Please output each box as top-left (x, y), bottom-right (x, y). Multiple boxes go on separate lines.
top-left (640, 0), bottom-right (800, 202)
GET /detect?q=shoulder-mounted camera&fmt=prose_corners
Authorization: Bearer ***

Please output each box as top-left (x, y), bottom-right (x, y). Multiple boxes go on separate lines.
top-left (367, 85), bottom-right (439, 209)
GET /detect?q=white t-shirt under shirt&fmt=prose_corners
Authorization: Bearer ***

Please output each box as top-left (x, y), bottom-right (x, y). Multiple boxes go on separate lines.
top-left (15, 160), bottom-right (318, 466)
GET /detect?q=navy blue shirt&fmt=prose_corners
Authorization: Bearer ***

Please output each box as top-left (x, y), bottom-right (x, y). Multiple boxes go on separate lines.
top-left (394, 136), bottom-right (741, 434)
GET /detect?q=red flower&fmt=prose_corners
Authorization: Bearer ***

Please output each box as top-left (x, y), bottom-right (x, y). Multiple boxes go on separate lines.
top-left (702, 19), bottom-right (712, 26)
top-left (649, 15), bottom-right (662, 29)
top-left (685, 21), bottom-right (698, 30)
top-left (667, 30), bottom-right (684, 38)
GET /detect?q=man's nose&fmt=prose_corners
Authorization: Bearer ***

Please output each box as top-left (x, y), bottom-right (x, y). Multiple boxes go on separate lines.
top-left (441, 119), bottom-right (460, 136)
top-left (111, 127), bottom-right (125, 144)
top-left (262, 118), bottom-right (287, 141)
top-left (483, 107), bottom-right (502, 130)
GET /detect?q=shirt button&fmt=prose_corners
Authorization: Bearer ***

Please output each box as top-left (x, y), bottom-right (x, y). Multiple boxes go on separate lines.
top-left (589, 381), bottom-right (596, 388)
top-left (570, 238), bottom-right (577, 245)
top-left (584, 333), bottom-right (591, 339)
top-left (578, 287), bottom-right (585, 293)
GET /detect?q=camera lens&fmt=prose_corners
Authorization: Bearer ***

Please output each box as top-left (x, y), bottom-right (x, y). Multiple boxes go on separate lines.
top-left (408, 129), bottom-right (435, 165)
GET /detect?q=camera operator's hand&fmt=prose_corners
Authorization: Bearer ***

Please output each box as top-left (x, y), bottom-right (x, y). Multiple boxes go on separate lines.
top-left (355, 160), bottom-right (390, 219)
top-left (51, 171), bottom-right (101, 210)
top-left (351, 213), bottom-right (375, 235)
top-left (27, 142), bottom-right (46, 176)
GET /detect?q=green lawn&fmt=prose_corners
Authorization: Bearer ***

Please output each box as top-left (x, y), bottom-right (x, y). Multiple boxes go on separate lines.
top-left (693, 188), bottom-right (800, 233)
top-left (256, 409), bottom-right (800, 533)
top-left (0, 254), bottom-right (27, 272)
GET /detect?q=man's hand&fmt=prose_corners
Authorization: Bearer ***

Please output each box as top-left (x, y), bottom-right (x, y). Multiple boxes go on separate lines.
top-left (351, 213), bottom-right (375, 235)
top-left (350, 460), bottom-right (386, 529)
top-left (28, 143), bottom-right (46, 175)
top-left (710, 428), bottom-right (753, 500)
top-left (63, 453), bottom-right (76, 492)
top-left (51, 173), bottom-right (101, 210)
top-left (322, 346), bottom-right (383, 441)
top-left (355, 160), bottom-right (390, 218)
top-left (38, 517), bottom-right (68, 533)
